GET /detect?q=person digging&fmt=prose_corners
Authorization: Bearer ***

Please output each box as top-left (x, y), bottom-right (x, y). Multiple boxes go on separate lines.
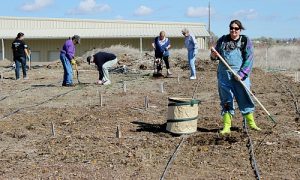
top-left (87, 51), bottom-right (118, 85)
top-left (152, 31), bottom-right (172, 77)
top-left (211, 20), bottom-right (261, 135)
top-left (60, 35), bottom-right (80, 87)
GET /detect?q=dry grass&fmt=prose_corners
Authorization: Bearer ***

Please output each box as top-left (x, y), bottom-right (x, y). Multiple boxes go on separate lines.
top-left (70, 44), bottom-right (300, 72)
top-left (254, 45), bottom-right (300, 71)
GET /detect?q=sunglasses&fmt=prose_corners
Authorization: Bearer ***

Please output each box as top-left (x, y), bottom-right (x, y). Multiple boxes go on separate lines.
top-left (230, 27), bottom-right (240, 31)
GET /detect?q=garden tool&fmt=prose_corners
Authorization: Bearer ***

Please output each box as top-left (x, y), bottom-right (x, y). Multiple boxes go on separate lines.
top-left (72, 59), bottom-right (81, 84)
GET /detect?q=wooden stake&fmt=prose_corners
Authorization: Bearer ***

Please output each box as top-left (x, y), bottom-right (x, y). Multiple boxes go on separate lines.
top-left (116, 125), bottom-right (121, 138)
top-left (98, 89), bottom-right (103, 107)
top-left (177, 74), bottom-right (180, 84)
top-left (51, 121), bottom-right (56, 136)
top-left (123, 81), bottom-right (127, 93)
top-left (100, 94), bottom-right (103, 107)
top-left (160, 82), bottom-right (164, 93)
top-left (144, 96), bottom-right (149, 110)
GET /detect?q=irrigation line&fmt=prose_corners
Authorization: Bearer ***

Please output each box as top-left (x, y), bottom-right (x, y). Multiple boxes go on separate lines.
top-left (243, 118), bottom-right (261, 180)
top-left (0, 80), bottom-right (61, 102)
top-left (0, 87), bottom-right (32, 102)
top-left (160, 135), bottom-right (187, 180)
top-left (274, 75), bottom-right (300, 117)
top-left (0, 88), bottom-right (78, 120)
top-left (257, 75), bottom-right (300, 149)
top-left (192, 80), bottom-right (201, 99)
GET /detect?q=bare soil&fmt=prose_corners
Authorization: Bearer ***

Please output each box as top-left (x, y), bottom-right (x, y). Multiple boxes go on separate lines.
top-left (0, 57), bottom-right (299, 180)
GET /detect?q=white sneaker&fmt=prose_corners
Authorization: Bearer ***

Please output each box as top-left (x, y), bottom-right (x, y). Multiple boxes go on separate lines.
top-left (97, 80), bottom-right (103, 85)
top-left (23, 76), bottom-right (29, 80)
top-left (190, 76), bottom-right (197, 80)
top-left (103, 80), bottom-right (111, 85)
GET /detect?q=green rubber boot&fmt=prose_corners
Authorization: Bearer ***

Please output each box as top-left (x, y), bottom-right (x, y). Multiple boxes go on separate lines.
top-left (244, 113), bottom-right (261, 131)
top-left (220, 112), bottom-right (232, 135)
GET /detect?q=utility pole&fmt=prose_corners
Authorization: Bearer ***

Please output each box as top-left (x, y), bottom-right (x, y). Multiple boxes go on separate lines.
top-left (208, 0), bottom-right (211, 35)
top-left (208, 0), bottom-right (212, 48)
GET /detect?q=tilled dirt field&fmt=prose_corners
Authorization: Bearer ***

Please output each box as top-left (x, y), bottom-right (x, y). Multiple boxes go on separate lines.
top-left (0, 59), bottom-right (299, 180)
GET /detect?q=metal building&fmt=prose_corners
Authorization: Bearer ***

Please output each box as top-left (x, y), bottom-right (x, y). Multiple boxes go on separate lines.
top-left (0, 16), bottom-right (210, 62)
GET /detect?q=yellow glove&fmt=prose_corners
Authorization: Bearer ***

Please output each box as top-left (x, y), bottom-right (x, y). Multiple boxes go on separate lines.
top-left (71, 59), bottom-right (76, 66)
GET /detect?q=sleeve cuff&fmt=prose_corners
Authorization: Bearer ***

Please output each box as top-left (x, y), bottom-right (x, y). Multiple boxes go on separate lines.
top-left (238, 71), bottom-right (247, 81)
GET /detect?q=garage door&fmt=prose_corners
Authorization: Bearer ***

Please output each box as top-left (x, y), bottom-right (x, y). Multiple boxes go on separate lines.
top-left (30, 51), bottom-right (40, 62)
top-left (48, 51), bottom-right (60, 62)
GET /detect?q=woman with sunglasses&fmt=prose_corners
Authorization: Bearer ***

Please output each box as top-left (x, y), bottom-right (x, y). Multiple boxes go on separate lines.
top-left (211, 20), bottom-right (261, 135)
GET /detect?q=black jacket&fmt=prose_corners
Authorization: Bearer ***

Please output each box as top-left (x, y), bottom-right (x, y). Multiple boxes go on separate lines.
top-left (93, 52), bottom-right (117, 68)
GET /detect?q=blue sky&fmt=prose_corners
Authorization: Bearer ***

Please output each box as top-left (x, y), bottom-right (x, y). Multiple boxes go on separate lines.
top-left (0, 0), bottom-right (299, 38)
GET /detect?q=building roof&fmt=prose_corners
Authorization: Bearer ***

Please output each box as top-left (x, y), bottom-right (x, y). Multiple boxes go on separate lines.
top-left (0, 16), bottom-right (210, 39)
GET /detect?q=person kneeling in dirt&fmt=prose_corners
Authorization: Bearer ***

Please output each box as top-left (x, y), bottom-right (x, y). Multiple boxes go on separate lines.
top-left (87, 52), bottom-right (118, 85)
top-left (152, 31), bottom-right (172, 76)
top-left (211, 20), bottom-right (261, 135)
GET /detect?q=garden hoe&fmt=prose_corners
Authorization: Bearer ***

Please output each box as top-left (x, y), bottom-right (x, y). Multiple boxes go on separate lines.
top-left (211, 47), bottom-right (276, 125)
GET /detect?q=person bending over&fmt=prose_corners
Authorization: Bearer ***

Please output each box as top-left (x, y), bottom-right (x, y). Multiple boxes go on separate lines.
top-left (87, 51), bottom-right (118, 85)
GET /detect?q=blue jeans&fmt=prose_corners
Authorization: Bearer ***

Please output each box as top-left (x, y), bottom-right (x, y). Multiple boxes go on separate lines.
top-left (60, 53), bottom-right (73, 85)
top-left (14, 57), bottom-right (27, 79)
top-left (188, 49), bottom-right (197, 77)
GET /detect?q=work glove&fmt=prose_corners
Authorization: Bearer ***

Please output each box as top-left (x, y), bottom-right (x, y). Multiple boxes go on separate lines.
top-left (71, 59), bottom-right (76, 66)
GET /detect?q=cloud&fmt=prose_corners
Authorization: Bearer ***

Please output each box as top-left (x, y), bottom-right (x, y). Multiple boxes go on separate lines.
top-left (232, 9), bottom-right (258, 20)
top-left (68, 0), bottom-right (111, 15)
top-left (186, 7), bottom-right (212, 18)
top-left (20, 0), bottom-right (53, 11)
top-left (134, 5), bottom-right (153, 16)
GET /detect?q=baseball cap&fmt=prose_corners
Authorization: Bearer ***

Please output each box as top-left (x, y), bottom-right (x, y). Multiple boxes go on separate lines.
top-left (72, 35), bottom-right (81, 44)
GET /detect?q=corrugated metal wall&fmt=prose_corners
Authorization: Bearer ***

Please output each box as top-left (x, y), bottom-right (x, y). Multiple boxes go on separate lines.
top-left (2, 37), bottom-right (196, 62)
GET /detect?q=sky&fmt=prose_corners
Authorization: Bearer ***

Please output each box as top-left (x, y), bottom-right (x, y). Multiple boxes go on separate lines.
top-left (0, 0), bottom-right (299, 38)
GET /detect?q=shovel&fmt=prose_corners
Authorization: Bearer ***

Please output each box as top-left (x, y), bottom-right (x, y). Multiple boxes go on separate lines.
top-left (211, 47), bottom-right (276, 124)
top-left (74, 63), bottom-right (81, 84)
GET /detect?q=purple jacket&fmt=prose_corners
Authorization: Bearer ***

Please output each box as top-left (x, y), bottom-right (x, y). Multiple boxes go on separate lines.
top-left (61, 39), bottom-right (75, 60)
